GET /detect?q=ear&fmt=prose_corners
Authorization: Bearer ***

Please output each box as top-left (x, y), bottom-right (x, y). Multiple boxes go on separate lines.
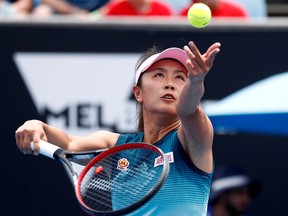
top-left (133, 85), bottom-right (143, 103)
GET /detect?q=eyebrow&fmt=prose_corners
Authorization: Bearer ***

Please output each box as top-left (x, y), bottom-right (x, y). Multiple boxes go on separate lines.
top-left (147, 67), bottom-right (187, 74)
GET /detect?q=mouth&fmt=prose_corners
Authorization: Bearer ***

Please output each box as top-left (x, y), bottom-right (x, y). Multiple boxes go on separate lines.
top-left (162, 93), bottom-right (175, 101)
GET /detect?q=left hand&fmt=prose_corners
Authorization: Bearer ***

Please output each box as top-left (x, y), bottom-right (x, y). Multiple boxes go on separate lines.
top-left (184, 41), bottom-right (221, 82)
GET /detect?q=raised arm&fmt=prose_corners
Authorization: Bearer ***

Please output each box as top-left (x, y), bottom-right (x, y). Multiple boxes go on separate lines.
top-left (176, 41), bottom-right (221, 173)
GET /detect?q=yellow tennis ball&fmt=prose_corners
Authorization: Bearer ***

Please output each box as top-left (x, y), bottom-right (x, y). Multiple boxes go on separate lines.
top-left (187, 3), bottom-right (211, 28)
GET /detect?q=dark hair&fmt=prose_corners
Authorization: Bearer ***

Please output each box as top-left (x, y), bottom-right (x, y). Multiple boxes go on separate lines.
top-left (135, 45), bottom-right (162, 132)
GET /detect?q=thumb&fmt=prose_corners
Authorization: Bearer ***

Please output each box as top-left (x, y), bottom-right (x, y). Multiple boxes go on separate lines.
top-left (32, 132), bottom-right (47, 156)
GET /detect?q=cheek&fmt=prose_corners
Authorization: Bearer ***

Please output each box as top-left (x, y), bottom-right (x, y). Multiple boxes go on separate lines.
top-left (134, 86), bottom-right (155, 103)
top-left (141, 86), bottom-right (158, 101)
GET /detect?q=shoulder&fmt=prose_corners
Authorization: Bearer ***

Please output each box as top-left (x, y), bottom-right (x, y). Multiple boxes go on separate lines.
top-left (115, 132), bottom-right (144, 145)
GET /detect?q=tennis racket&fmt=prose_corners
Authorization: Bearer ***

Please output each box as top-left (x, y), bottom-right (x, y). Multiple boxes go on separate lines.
top-left (30, 140), bottom-right (169, 215)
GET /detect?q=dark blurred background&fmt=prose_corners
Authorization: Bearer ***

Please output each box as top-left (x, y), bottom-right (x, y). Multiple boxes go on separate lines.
top-left (1, 1), bottom-right (288, 214)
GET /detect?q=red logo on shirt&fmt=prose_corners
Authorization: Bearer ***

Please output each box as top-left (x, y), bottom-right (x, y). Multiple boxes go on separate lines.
top-left (154, 152), bottom-right (174, 167)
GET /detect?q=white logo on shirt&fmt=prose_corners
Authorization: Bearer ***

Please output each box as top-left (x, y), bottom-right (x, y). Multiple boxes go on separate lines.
top-left (154, 152), bottom-right (174, 167)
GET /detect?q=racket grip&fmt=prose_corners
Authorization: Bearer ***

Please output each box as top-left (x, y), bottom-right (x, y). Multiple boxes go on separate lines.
top-left (30, 140), bottom-right (60, 159)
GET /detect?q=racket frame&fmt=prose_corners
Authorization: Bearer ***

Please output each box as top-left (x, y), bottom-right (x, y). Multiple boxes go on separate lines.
top-left (31, 141), bottom-right (106, 186)
top-left (76, 142), bottom-right (169, 216)
top-left (32, 141), bottom-right (169, 215)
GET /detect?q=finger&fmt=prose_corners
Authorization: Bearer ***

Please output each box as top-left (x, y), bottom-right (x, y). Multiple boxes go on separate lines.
top-left (187, 41), bottom-right (205, 66)
top-left (15, 132), bottom-right (25, 154)
top-left (184, 59), bottom-right (207, 83)
top-left (188, 41), bottom-right (201, 57)
top-left (185, 59), bottom-right (194, 72)
top-left (15, 128), bottom-right (29, 154)
top-left (32, 132), bottom-right (42, 156)
top-left (204, 42), bottom-right (221, 59)
top-left (207, 42), bottom-right (221, 53)
top-left (206, 48), bottom-right (221, 67)
top-left (15, 129), bottom-right (21, 149)
top-left (22, 133), bottom-right (34, 155)
top-left (184, 46), bottom-right (204, 79)
top-left (184, 45), bottom-right (196, 69)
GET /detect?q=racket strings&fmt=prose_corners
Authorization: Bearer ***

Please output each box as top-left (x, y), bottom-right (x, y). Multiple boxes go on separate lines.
top-left (82, 173), bottom-right (152, 211)
top-left (79, 148), bottom-right (163, 212)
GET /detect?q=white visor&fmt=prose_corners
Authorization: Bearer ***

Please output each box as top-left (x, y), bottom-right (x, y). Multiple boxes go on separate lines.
top-left (134, 47), bottom-right (189, 84)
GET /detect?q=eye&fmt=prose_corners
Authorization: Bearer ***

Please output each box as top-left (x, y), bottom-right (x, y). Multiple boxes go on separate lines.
top-left (155, 73), bottom-right (164, 78)
top-left (176, 75), bottom-right (186, 81)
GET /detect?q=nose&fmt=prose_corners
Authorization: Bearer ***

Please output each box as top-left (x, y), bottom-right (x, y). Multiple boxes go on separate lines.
top-left (164, 83), bottom-right (175, 90)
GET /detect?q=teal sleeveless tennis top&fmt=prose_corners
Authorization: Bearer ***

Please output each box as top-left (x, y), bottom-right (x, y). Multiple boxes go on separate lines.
top-left (114, 130), bottom-right (213, 216)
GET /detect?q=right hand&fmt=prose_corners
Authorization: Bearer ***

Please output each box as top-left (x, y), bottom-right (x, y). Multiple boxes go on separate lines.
top-left (15, 120), bottom-right (47, 155)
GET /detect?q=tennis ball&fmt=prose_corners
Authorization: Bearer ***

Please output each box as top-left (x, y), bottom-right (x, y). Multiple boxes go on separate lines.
top-left (187, 3), bottom-right (211, 28)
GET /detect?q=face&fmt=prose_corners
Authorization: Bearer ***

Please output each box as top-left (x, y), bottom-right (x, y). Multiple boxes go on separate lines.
top-left (133, 59), bottom-right (188, 116)
top-left (223, 187), bottom-right (251, 215)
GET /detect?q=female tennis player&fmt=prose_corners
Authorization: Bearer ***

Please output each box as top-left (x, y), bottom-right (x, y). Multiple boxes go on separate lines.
top-left (15, 40), bottom-right (221, 215)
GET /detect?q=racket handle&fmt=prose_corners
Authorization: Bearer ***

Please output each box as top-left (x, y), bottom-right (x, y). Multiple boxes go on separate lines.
top-left (30, 140), bottom-right (60, 159)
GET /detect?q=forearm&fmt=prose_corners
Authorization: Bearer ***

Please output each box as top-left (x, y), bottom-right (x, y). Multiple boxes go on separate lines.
top-left (42, 122), bottom-right (73, 150)
top-left (176, 77), bottom-right (213, 148)
top-left (176, 78), bottom-right (204, 117)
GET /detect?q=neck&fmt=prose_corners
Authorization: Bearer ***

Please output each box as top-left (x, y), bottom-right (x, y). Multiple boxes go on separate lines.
top-left (142, 119), bottom-right (181, 144)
